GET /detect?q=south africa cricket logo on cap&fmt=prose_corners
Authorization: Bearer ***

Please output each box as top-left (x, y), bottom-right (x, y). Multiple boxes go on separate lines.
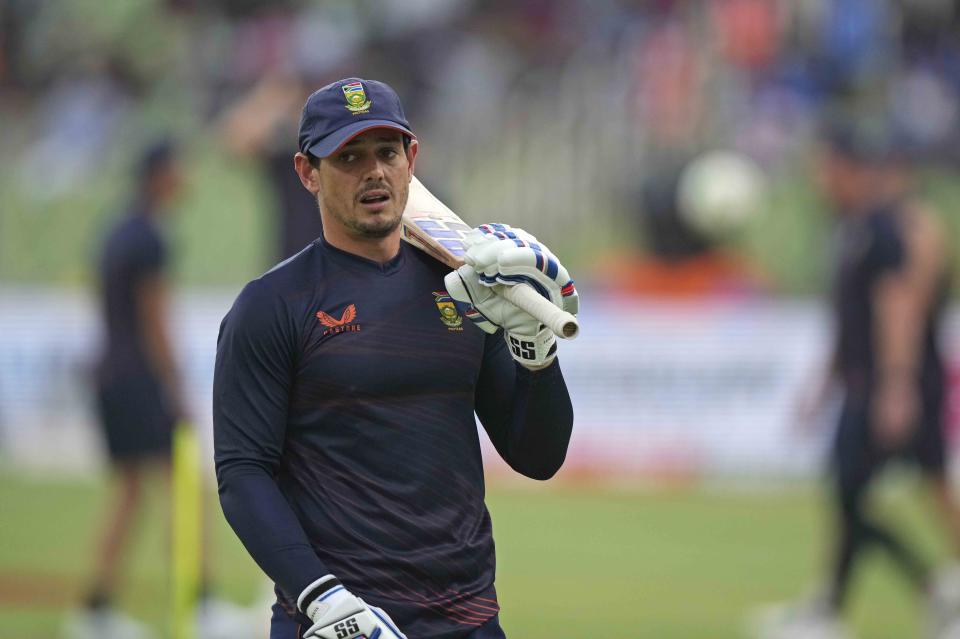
top-left (433, 291), bottom-right (463, 330)
top-left (342, 81), bottom-right (371, 114)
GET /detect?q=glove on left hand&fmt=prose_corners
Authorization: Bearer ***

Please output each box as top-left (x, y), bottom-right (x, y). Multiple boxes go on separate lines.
top-left (299, 575), bottom-right (406, 639)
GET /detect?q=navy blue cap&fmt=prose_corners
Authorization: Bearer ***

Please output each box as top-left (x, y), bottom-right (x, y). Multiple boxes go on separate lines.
top-left (298, 77), bottom-right (415, 158)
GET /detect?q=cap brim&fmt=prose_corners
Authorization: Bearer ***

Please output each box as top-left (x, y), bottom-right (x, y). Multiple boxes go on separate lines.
top-left (306, 120), bottom-right (415, 158)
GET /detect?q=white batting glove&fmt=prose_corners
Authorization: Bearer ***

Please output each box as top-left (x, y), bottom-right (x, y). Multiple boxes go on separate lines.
top-left (299, 575), bottom-right (406, 639)
top-left (445, 226), bottom-right (578, 371)
top-left (462, 223), bottom-right (579, 318)
top-left (445, 266), bottom-right (558, 369)
top-left (443, 266), bottom-right (535, 335)
top-left (444, 224), bottom-right (579, 369)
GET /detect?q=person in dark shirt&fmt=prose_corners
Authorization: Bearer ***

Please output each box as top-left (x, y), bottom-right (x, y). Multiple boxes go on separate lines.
top-left (213, 77), bottom-right (577, 639)
top-left (68, 141), bottom-right (187, 639)
top-left (69, 141), bottom-right (254, 639)
top-left (758, 122), bottom-right (960, 638)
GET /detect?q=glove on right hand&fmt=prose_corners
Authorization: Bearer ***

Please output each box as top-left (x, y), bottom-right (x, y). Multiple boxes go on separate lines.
top-left (461, 224), bottom-right (579, 319)
top-left (444, 265), bottom-right (540, 336)
top-left (444, 266), bottom-right (558, 370)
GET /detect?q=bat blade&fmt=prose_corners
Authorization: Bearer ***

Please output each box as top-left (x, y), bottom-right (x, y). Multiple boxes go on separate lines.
top-left (401, 178), bottom-right (471, 269)
top-left (402, 177), bottom-right (579, 339)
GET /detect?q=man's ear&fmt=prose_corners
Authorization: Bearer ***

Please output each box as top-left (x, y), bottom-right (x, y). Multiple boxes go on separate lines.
top-left (294, 152), bottom-right (321, 194)
top-left (406, 139), bottom-right (419, 181)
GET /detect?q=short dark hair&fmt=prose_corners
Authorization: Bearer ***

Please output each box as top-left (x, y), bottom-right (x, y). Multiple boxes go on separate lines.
top-left (306, 134), bottom-right (412, 169)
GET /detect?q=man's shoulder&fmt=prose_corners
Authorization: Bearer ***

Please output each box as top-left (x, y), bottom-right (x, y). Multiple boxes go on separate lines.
top-left (102, 212), bottom-right (165, 265)
top-left (263, 239), bottom-right (325, 281)
top-left (265, 237), bottom-right (313, 267)
top-left (104, 211), bottom-right (139, 241)
top-left (230, 242), bottom-right (324, 316)
top-left (403, 241), bottom-right (451, 278)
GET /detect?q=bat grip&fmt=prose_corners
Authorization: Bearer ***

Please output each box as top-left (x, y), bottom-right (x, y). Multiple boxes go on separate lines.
top-left (499, 284), bottom-right (579, 339)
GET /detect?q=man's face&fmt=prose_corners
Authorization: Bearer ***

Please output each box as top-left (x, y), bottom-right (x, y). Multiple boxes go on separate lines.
top-left (157, 162), bottom-right (185, 204)
top-left (816, 149), bottom-right (873, 215)
top-left (310, 129), bottom-right (417, 239)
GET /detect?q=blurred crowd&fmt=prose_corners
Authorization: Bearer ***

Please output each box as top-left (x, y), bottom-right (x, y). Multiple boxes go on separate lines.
top-left (2, 0), bottom-right (960, 280)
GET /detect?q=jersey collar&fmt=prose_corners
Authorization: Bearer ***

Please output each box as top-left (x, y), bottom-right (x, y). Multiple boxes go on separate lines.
top-left (315, 236), bottom-right (406, 276)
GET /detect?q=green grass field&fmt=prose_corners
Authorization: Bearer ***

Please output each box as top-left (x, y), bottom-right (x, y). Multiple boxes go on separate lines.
top-left (0, 469), bottom-right (951, 639)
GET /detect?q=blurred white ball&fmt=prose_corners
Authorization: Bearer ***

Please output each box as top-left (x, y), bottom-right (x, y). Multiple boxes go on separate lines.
top-left (677, 150), bottom-right (766, 236)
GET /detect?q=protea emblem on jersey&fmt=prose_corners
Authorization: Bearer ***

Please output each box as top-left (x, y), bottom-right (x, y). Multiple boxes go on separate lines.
top-left (432, 291), bottom-right (463, 330)
top-left (316, 304), bottom-right (360, 337)
top-left (341, 81), bottom-right (371, 114)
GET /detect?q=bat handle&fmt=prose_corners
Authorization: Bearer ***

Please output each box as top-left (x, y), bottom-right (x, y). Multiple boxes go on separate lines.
top-left (499, 283), bottom-right (579, 340)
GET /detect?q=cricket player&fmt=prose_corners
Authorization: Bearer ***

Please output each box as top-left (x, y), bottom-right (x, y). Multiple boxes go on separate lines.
top-left (758, 121), bottom-right (960, 639)
top-left (213, 77), bottom-right (577, 639)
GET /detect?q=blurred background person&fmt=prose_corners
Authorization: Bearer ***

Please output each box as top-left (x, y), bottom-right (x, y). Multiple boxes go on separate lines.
top-left (68, 140), bottom-right (186, 639)
top-left (755, 120), bottom-right (960, 639)
top-left (67, 140), bottom-right (252, 639)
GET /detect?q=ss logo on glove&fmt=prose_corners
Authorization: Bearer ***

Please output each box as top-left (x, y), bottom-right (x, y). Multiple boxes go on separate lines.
top-left (334, 617), bottom-right (361, 638)
top-left (509, 336), bottom-right (536, 360)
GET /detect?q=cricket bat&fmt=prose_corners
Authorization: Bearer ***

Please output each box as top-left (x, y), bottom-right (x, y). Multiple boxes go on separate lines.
top-left (402, 177), bottom-right (579, 339)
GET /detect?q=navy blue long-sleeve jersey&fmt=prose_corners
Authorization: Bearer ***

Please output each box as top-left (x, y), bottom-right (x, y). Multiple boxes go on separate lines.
top-left (213, 236), bottom-right (573, 638)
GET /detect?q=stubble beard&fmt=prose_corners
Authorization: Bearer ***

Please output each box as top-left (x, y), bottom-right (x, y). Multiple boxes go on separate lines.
top-left (348, 210), bottom-right (402, 238)
top-left (319, 184), bottom-right (408, 239)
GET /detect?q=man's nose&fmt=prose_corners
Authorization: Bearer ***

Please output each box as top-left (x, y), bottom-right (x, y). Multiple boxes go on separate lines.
top-left (362, 156), bottom-right (387, 180)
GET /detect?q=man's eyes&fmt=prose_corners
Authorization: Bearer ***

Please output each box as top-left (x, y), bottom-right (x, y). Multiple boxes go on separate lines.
top-left (337, 148), bottom-right (400, 163)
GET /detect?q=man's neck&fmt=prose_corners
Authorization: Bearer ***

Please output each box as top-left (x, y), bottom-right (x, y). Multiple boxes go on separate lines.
top-left (322, 228), bottom-right (402, 264)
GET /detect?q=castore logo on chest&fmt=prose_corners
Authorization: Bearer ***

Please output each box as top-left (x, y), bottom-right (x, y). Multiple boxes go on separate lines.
top-left (316, 304), bottom-right (361, 337)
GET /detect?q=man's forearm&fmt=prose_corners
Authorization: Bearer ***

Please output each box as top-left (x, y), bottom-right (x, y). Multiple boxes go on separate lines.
top-left (875, 277), bottom-right (923, 383)
top-left (478, 359), bottom-right (573, 480)
top-left (138, 276), bottom-right (184, 411)
top-left (507, 362), bottom-right (573, 478)
top-left (874, 206), bottom-right (946, 383)
top-left (217, 459), bottom-right (330, 599)
top-left (149, 323), bottom-right (182, 405)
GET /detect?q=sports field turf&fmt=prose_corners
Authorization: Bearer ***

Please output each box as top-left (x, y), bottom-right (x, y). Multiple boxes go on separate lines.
top-left (0, 469), bottom-right (949, 638)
